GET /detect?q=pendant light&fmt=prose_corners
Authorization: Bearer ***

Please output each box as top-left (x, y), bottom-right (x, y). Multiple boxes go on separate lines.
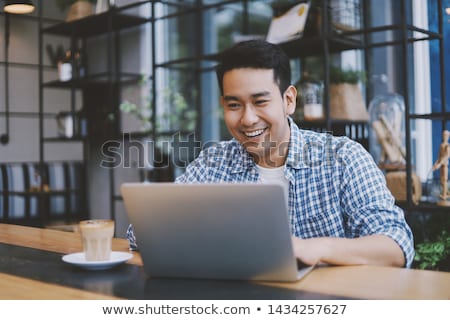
top-left (4, 0), bottom-right (35, 14)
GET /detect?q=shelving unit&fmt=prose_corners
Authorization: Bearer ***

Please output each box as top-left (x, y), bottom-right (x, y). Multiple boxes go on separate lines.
top-left (279, 0), bottom-right (369, 148)
top-left (279, 0), bottom-right (447, 212)
top-left (0, 11), bottom-right (62, 145)
top-left (39, 5), bottom-right (149, 139)
top-left (38, 2), bottom-right (152, 223)
top-left (24, 0), bottom-right (447, 227)
top-left (43, 10), bottom-right (148, 36)
top-left (143, 0), bottom-right (448, 214)
top-left (0, 5), bottom-right (90, 226)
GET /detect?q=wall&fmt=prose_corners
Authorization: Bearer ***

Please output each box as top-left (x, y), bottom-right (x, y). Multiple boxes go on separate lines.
top-left (0, 2), bottom-right (83, 163)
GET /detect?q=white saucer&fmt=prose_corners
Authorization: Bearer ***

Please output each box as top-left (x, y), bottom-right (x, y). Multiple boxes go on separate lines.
top-left (62, 251), bottom-right (133, 270)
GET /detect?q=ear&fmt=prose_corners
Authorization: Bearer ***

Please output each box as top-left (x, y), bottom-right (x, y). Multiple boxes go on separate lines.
top-left (284, 85), bottom-right (297, 116)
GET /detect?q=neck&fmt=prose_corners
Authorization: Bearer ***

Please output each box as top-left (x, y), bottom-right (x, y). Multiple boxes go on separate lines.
top-left (255, 137), bottom-right (290, 168)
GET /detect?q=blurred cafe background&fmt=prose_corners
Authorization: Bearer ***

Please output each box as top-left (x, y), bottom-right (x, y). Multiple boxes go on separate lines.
top-left (1, 0), bottom-right (450, 271)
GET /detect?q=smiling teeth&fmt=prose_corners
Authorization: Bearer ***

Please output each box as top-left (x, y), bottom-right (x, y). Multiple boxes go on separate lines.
top-left (244, 129), bottom-right (264, 137)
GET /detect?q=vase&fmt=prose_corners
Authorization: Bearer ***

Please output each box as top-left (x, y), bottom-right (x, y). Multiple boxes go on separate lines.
top-left (368, 93), bottom-right (406, 168)
top-left (66, 1), bottom-right (94, 22)
top-left (329, 83), bottom-right (369, 121)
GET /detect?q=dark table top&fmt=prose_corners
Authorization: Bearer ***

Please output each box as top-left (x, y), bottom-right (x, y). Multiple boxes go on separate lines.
top-left (1, 223), bottom-right (449, 300)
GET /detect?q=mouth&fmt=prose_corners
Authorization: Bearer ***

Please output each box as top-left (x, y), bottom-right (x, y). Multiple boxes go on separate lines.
top-left (242, 128), bottom-right (267, 138)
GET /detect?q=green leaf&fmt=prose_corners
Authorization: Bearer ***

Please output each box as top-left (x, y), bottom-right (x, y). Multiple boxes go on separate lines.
top-left (330, 66), bottom-right (365, 84)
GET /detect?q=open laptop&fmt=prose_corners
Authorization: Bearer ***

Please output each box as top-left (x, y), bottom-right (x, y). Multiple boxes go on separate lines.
top-left (120, 182), bottom-right (315, 282)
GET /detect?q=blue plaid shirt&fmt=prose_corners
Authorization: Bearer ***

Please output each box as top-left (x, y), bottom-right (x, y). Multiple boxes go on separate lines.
top-left (128, 118), bottom-right (415, 267)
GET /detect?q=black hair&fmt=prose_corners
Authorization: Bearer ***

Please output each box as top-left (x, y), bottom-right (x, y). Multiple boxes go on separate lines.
top-left (215, 40), bottom-right (291, 96)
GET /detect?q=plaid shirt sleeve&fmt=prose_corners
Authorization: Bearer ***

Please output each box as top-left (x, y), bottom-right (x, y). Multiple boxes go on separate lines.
top-left (287, 123), bottom-right (414, 268)
top-left (175, 149), bottom-right (210, 183)
top-left (337, 140), bottom-right (415, 267)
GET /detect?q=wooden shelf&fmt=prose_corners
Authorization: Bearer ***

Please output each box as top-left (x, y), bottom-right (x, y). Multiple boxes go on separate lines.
top-left (409, 112), bottom-right (450, 120)
top-left (43, 136), bottom-right (86, 142)
top-left (42, 72), bottom-right (142, 89)
top-left (280, 35), bottom-right (363, 58)
top-left (42, 11), bottom-right (148, 38)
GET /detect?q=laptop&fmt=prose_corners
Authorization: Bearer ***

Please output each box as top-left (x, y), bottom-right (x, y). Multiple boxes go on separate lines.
top-left (120, 182), bottom-right (315, 282)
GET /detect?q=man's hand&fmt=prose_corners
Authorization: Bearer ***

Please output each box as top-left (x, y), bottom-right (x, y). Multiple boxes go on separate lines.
top-left (291, 236), bottom-right (328, 266)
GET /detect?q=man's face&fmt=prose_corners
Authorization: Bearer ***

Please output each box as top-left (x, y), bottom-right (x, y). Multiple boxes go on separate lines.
top-left (221, 68), bottom-right (296, 167)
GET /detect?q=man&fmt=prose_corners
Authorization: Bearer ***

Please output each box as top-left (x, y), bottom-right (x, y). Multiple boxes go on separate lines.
top-left (129, 40), bottom-right (414, 267)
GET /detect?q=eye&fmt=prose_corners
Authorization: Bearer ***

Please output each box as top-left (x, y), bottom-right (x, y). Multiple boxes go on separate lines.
top-left (255, 99), bottom-right (269, 106)
top-left (226, 102), bottom-right (241, 109)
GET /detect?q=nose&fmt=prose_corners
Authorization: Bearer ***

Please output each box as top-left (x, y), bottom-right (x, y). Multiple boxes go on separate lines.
top-left (241, 104), bottom-right (258, 126)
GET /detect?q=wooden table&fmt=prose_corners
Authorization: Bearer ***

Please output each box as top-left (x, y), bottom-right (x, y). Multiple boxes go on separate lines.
top-left (0, 223), bottom-right (449, 300)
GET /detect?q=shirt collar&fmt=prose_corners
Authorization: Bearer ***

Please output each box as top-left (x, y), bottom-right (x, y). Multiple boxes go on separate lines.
top-left (285, 117), bottom-right (310, 169)
top-left (229, 140), bottom-right (255, 174)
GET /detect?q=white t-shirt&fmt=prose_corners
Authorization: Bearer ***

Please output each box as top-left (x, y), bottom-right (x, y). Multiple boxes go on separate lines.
top-left (256, 164), bottom-right (289, 207)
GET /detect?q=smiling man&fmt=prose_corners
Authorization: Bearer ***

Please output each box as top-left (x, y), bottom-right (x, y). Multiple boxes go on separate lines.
top-left (127, 40), bottom-right (414, 268)
top-left (220, 67), bottom-right (295, 168)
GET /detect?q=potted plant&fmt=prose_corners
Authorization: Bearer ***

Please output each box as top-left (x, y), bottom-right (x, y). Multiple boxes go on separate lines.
top-left (119, 77), bottom-right (197, 134)
top-left (55, 0), bottom-right (96, 21)
top-left (414, 230), bottom-right (450, 271)
top-left (120, 76), bottom-right (197, 158)
top-left (329, 66), bottom-right (369, 121)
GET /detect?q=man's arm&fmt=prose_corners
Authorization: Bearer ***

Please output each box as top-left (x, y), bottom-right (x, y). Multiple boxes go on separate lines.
top-left (292, 234), bottom-right (405, 267)
top-left (331, 139), bottom-right (414, 267)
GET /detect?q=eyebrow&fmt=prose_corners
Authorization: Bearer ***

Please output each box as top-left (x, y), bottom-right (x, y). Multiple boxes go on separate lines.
top-left (223, 91), bottom-right (271, 101)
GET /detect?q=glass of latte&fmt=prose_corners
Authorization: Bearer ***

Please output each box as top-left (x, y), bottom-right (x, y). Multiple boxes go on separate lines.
top-left (79, 219), bottom-right (115, 261)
